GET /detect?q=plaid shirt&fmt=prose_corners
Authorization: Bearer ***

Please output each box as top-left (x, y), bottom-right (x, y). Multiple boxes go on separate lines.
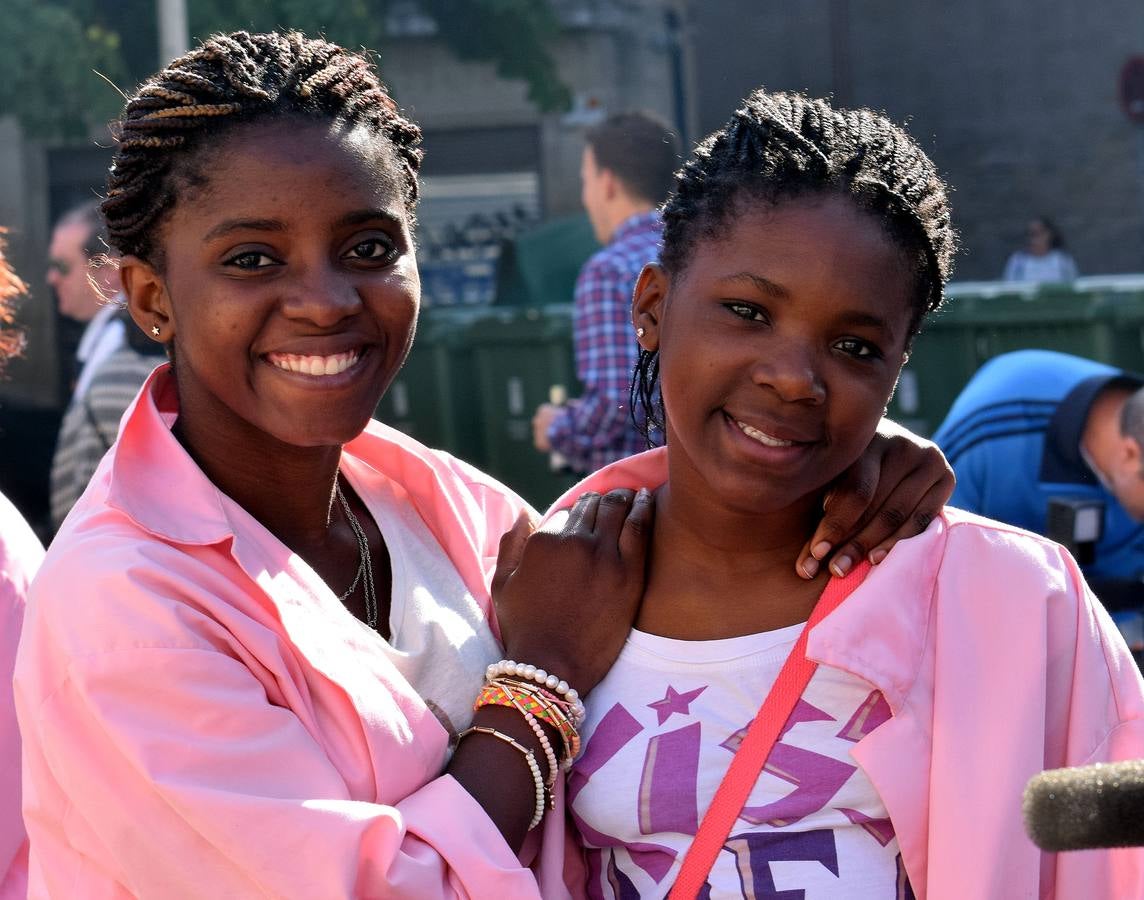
top-left (547, 210), bottom-right (664, 474)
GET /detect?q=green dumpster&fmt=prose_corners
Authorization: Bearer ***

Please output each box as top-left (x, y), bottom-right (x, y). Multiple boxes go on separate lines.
top-left (888, 282), bottom-right (1144, 436)
top-left (467, 305), bottom-right (583, 510)
top-left (494, 214), bottom-right (599, 306)
top-left (373, 306), bottom-right (488, 466)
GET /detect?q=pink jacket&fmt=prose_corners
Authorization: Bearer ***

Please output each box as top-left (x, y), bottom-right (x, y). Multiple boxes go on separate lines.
top-left (550, 448), bottom-right (1144, 900)
top-left (15, 366), bottom-right (573, 899)
top-left (0, 492), bottom-right (44, 900)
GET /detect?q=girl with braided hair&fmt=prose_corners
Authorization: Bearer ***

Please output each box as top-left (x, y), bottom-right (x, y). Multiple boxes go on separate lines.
top-left (15, 34), bottom-right (954, 897)
top-left (556, 90), bottom-right (1144, 897)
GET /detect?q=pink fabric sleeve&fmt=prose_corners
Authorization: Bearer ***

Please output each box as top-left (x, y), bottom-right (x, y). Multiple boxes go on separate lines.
top-left (24, 642), bottom-right (542, 899)
top-left (1048, 547), bottom-right (1144, 898)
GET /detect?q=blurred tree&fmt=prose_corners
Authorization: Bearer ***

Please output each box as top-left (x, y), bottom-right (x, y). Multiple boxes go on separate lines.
top-left (2, 0), bottom-right (571, 137)
top-left (0, 0), bottom-right (124, 138)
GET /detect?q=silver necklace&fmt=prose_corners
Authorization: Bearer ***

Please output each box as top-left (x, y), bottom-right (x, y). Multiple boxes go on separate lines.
top-left (335, 479), bottom-right (378, 630)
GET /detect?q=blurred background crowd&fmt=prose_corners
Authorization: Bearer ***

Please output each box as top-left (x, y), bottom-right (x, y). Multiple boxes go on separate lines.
top-left (2, 0), bottom-right (1144, 608)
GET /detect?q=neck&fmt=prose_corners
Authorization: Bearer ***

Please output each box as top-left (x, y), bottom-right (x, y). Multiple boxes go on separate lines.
top-left (602, 198), bottom-right (654, 243)
top-left (637, 473), bottom-right (827, 639)
top-left (173, 413), bottom-right (343, 552)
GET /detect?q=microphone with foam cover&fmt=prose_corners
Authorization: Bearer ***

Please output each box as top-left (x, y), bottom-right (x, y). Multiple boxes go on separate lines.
top-left (1023, 760), bottom-right (1144, 851)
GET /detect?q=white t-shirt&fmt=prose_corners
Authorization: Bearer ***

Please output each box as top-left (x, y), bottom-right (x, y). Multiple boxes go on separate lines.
top-left (571, 625), bottom-right (911, 899)
top-left (1002, 249), bottom-right (1078, 283)
top-left (355, 473), bottom-right (502, 737)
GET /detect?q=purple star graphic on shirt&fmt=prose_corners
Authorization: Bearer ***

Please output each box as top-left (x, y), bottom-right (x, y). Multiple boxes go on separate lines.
top-left (647, 684), bottom-right (707, 725)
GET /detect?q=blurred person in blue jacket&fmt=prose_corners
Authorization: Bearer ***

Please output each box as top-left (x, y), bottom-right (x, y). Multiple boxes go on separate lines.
top-left (933, 349), bottom-right (1144, 599)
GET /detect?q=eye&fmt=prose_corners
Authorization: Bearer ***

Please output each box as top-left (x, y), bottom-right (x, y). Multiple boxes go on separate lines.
top-left (724, 301), bottom-right (769, 323)
top-left (224, 251), bottom-right (279, 270)
top-left (834, 337), bottom-right (882, 360)
top-left (344, 237), bottom-right (397, 262)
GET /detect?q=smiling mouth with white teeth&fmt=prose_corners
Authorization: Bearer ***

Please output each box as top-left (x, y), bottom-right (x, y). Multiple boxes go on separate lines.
top-left (267, 349), bottom-right (361, 377)
top-left (735, 420), bottom-right (798, 448)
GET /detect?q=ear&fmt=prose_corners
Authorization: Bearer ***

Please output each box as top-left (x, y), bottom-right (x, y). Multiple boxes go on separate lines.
top-left (119, 255), bottom-right (173, 344)
top-left (632, 262), bottom-right (669, 351)
top-left (600, 166), bottom-right (621, 202)
top-left (1123, 434), bottom-right (1142, 474)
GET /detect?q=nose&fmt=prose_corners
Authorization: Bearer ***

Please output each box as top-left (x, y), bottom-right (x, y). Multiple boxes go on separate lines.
top-left (280, 262), bottom-right (363, 327)
top-left (751, 342), bottom-right (826, 405)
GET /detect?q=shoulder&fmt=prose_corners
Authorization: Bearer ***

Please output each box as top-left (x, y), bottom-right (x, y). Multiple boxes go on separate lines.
top-left (355, 419), bottom-right (534, 526)
top-left (577, 246), bottom-right (629, 286)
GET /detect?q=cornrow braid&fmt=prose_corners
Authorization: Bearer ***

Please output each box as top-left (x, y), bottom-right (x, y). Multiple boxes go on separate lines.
top-left (633, 88), bottom-right (957, 441)
top-left (102, 31), bottom-right (423, 263)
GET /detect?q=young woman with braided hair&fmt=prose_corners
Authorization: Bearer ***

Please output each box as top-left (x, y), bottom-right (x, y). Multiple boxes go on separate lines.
top-left (556, 90), bottom-right (1144, 897)
top-left (15, 34), bottom-right (954, 897)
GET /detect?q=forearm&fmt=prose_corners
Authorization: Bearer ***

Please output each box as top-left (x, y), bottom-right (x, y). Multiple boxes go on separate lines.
top-left (446, 705), bottom-right (565, 851)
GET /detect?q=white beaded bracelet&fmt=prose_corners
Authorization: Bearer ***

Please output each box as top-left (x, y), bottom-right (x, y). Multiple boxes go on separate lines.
top-left (511, 702), bottom-right (559, 806)
top-left (457, 725), bottom-right (546, 830)
top-left (486, 659), bottom-right (586, 725)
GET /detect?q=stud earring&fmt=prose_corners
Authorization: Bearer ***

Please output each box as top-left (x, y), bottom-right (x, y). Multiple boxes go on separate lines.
top-left (151, 325), bottom-right (161, 337)
top-left (636, 327), bottom-right (646, 338)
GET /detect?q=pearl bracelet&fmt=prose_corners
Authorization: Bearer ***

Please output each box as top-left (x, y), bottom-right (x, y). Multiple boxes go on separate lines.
top-left (457, 725), bottom-right (546, 830)
top-left (510, 703), bottom-right (558, 808)
top-left (486, 660), bottom-right (586, 726)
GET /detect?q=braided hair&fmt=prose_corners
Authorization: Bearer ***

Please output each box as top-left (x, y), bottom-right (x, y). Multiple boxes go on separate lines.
top-left (102, 31), bottom-right (423, 264)
top-left (633, 88), bottom-right (957, 440)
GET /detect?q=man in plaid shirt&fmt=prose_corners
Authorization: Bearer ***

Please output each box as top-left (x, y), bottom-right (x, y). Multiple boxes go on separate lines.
top-left (532, 112), bottom-right (680, 474)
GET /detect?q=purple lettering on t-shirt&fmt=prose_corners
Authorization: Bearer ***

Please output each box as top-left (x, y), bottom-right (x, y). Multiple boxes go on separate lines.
top-left (837, 690), bottom-right (892, 742)
top-left (837, 807), bottom-right (896, 846)
top-left (606, 849), bottom-right (641, 900)
top-left (740, 742), bottom-right (857, 827)
top-left (639, 722), bottom-right (702, 835)
top-left (717, 829), bottom-right (840, 898)
top-left (569, 703), bottom-right (644, 803)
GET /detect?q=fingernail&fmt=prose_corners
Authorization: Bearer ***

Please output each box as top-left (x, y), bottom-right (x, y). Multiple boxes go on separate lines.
top-left (812, 541), bottom-right (832, 560)
top-left (637, 486), bottom-right (651, 499)
top-left (830, 555), bottom-right (852, 577)
top-left (801, 557), bottom-right (819, 578)
top-left (869, 548), bottom-right (887, 565)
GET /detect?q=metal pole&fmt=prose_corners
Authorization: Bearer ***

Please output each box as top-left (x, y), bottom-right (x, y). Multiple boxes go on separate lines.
top-left (664, 3), bottom-right (689, 151)
top-left (156, 0), bottom-right (189, 68)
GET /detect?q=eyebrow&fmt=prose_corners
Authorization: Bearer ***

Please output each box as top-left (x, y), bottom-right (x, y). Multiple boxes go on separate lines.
top-left (721, 271), bottom-right (790, 298)
top-left (203, 218), bottom-right (287, 242)
top-left (202, 209), bottom-right (403, 242)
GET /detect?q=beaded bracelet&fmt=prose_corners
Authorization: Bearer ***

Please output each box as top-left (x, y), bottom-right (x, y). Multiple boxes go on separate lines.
top-left (509, 704), bottom-right (558, 808)
top-left (456, 725), bottom-right (546, 830)
top-left (486, 660), bottom-right (586, 726)
top-left (476, 681), bottom-right (577, 775)
top-left (483, 679), bottom-right (581, 766)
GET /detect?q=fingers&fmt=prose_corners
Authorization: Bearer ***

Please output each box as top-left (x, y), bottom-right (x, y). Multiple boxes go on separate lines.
top-left (809, 460), bottom-right (950, 578)
top-left (863, 477), bottom-right (950, 565)
top-left (563, 491), bottom-right (601, 534)
top-left (801, 466), bottom-right (879, 577)
top-left (618, 487), bottom-right (655, 565)
top-left (591, 488), bottom-right (635, 537)
top-left (492, 511), bottom-right (535, 597)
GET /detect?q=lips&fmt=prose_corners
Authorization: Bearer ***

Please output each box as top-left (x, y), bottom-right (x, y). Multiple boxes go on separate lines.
top-left (266, 349), bottom-right (362, 377)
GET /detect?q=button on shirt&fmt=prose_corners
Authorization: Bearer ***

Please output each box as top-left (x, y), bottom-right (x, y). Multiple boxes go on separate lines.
top-left (547, 210), bottom-right (664, 474)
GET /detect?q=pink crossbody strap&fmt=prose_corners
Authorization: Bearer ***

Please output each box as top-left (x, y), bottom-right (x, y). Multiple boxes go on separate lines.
top-left (668, 561), bottom-right (872, 899)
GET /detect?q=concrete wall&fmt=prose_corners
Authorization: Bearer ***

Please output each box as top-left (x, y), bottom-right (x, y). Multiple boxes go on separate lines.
top-left (382, 19), bottom-right (678, 218)
top-left (685, 0), bottom-right (1144, 280)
